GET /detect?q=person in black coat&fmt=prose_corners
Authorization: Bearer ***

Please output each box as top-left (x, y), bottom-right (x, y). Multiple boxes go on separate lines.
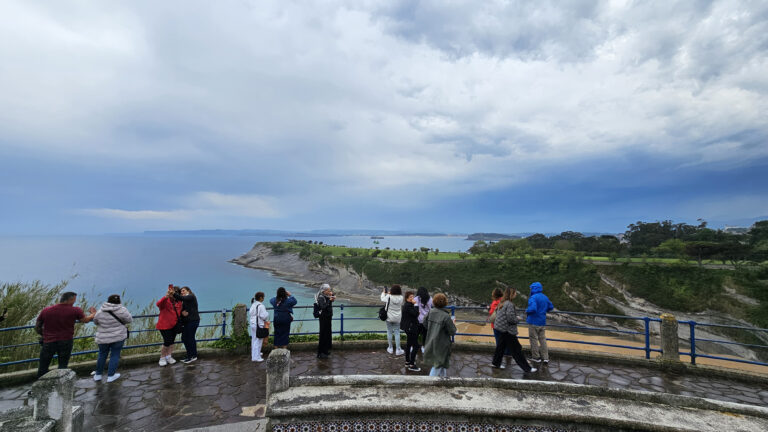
top-left (315, 284), bottom-right (335, 359)
top-left (400, 291), bottom-right (421, 371)
top-left (173, 286), bottom-right (200, 364)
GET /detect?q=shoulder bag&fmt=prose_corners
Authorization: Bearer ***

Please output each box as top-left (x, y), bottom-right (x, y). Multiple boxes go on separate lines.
top-left (256, 304), bottom-right (270, 338)
top-left (172, 300), bottom-right (184, 334)
top-left (106, 310), bottom-right (130, 340)
top-left (378, 297), bottom-right (391, 321)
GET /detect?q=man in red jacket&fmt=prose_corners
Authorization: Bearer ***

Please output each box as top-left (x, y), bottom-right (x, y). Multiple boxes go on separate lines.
top-left (36, 292), bottom-right (96, 378)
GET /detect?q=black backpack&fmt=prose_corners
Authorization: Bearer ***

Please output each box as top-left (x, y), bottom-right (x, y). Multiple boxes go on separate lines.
top-left (313, 302), bottom-right (322, 318)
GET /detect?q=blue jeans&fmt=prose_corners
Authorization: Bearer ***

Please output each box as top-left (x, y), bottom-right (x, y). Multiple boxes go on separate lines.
top-left (429, 367), bottom-right (447, 377)
top-left (182, 320), bottom-right (199, 359)
top-left (385, 321), bottom-right (401, 351)
top-left (96, 340), bottom-right (125, 377)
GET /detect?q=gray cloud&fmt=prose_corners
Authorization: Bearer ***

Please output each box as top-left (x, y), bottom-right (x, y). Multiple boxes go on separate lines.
top-left (0, 0), bottom-right (766, 226)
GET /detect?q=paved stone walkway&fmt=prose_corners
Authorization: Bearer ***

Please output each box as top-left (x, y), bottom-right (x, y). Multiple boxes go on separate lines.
top-left (1, 349), bottom-right (767, 431)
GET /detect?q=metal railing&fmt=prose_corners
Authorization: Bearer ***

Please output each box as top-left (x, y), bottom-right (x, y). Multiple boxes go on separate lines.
top-left (1, 304), bottom-right (766, 369)
top-left (0, 309), bottom-right (229, 368)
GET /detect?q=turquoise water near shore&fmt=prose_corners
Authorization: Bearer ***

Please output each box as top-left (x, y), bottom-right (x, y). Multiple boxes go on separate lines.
top-left (0, 235), bottom-right (473, 332)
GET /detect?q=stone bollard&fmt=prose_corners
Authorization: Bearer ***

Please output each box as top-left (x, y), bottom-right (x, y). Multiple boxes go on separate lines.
top-left (267, 348), bottom-right (291, 396)
top-left (30, 369), bottom-right (83, 432)
top-left (659, 313), bottom-right (680, 363)
top-left (232, 303), bottom-right (248, 336)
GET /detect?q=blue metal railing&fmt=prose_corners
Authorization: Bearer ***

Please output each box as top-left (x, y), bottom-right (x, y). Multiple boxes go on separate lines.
top-left (1, 304), bottom-right (766, 369)
top-left (0, 310), bottom-right (229, 367)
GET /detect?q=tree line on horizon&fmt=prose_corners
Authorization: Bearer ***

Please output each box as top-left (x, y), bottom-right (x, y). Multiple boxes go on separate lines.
top-left (468, 220), bottom-right (768, 265)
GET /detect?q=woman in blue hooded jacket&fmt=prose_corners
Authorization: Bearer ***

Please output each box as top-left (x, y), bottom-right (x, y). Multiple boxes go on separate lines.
top-left (525, 282), bottom-right (554, 364)
top-left (270, 287), bottom-right (297, 349)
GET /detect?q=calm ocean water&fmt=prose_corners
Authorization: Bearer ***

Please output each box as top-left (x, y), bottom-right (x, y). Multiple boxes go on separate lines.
top-left (0, 235), bottom-right (473, 331)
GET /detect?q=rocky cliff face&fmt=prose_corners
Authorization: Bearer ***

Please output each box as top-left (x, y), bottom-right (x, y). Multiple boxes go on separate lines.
top-left (231, 244), bottom-right (381, 297)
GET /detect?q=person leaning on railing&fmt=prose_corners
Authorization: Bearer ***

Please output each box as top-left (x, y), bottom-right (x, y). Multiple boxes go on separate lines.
top-left (35, 291), bottom-right (97, 378)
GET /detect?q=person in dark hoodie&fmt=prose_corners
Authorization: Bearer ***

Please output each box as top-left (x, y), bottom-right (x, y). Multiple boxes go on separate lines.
top-left (315, 283), bottom-right (335, 359)
top-left (173, 286), bottom-right (200, 364)
top-left (400, 291), bottom-right (421, 371)
top-left (525, 281), bottom-right (554, 364)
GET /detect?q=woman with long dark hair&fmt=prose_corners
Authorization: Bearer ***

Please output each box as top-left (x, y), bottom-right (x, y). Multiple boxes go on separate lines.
top-left (491, 286), bottom-right (536, 373)
top-left (249, 291), bottom-right (269, 361)
top-left (173, 286), bottom-right (200, 364)
top-left (270, 287), bottom-right (297, 349)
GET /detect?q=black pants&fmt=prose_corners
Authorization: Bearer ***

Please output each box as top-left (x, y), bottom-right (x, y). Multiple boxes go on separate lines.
top-left (38, 339), bottom-right (74, 378)
top-left (318, 315), bottom-right (332, 355)
top-left (182, 320), bottom-right (199, 359)
top-left (405, 331), bottom-right (420, 364)
top-left (492, 332), bottom-right (531, 372)
top-left (418, 323), bottom-right (427, 345)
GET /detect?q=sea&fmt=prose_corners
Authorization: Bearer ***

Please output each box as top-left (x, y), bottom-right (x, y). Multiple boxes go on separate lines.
top-left (0, 235), bottom-right (474, 332)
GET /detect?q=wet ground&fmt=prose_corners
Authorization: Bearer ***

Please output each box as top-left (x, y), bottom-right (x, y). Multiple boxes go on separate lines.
top-left (1, 349), bottom-right (767, 431)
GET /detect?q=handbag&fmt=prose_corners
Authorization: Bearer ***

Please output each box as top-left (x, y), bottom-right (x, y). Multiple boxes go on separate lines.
top-left (255, 304), bottom-right (270, 338)
top-left (378, 297), bottom-right (391, 321)
top-left (106, 310), bottom-right (130, 340)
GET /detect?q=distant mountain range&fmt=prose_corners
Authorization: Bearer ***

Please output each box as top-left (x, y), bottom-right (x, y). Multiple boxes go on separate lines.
top-left (142, 229), bottom-right (461, 237)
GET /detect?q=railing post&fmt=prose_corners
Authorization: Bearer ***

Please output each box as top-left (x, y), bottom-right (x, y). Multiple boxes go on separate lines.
top-left (340, 304), bottom-right (344, 341)
top-left (659, 313), bottom-right (680, 363)
top-left (450, 306), bottom-right (456, 343)
top-left (221, 308), bottom-right (227, 338)
top-left (689, 321), bottom-right (697, 365)
top-left (643, 317), bottom-right (651, 359)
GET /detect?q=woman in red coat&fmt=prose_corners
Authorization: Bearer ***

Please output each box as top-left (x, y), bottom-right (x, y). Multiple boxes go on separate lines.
top-left (156, 285), bottom-right (183, 366)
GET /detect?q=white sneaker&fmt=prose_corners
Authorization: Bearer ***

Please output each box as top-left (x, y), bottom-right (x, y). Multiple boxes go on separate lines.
top-left (159, 357), bottom-right (167, 367)
top-left (386, 346), bottom-right (393, 354)
top-left (93, 374), bottom-right (102, 381)
top-left (107, 373), bottom-right (121, 383)
top-left (529, 367), bottom-right (538, 373)
top-left (166, 356), bottom-right (177, 365)
top-left (395, 349), bottom-right (405, 356)
top-left (253, 358), bottom-right (264, 362)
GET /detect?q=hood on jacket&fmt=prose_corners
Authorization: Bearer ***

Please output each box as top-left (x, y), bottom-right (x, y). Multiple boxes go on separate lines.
top-left (529, 282), bottom-right (543, 295)
top-left (100, 302), bottom-right (123, 312)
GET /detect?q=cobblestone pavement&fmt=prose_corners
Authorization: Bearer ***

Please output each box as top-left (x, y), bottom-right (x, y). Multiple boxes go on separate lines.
top-left (1, 349), bottom-right (767, 431)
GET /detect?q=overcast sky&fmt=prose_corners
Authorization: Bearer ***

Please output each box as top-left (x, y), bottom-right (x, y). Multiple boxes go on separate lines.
top-left (1, 0), bottom-right (767, 235)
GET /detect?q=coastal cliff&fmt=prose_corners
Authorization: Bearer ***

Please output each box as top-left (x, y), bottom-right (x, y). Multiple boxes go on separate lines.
top-left (230, 244), bottom-right (382, 299)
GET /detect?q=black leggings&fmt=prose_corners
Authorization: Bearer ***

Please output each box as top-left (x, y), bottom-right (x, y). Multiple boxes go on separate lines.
top-left (405, 332), bottom-right (420, 364)
top-left (159, 329), bottom-right (177, 347)
top-left (492, 332), bottom-right (531, 372)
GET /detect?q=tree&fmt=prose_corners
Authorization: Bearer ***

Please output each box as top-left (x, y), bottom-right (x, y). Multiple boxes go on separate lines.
top-left (525, 234), bottom-right (551, 249)
top-left (653, 239), bottom-right (686, 258)
top-left (684, 241), bottom-right (723, 266)
top-left (469, 241), bottom-right (489, 255)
